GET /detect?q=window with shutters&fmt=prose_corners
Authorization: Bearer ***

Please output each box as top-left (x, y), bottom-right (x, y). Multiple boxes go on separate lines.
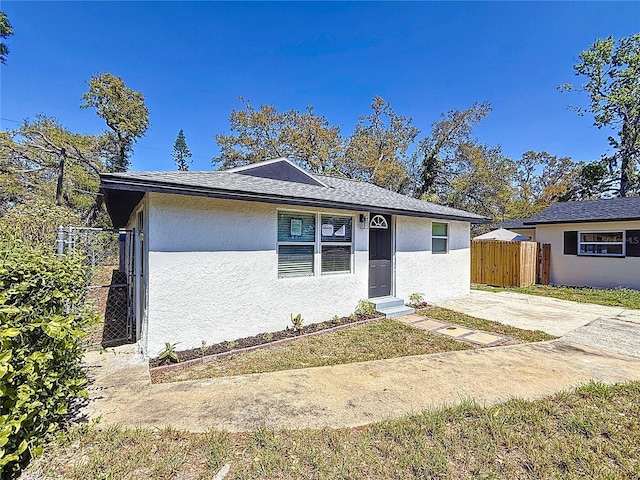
top-left (277, 211), bottom-right (354, 277)
top-left (578, 231), bottom-right (625, 257)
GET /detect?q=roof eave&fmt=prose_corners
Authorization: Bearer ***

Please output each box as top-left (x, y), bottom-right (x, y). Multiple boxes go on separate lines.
top-left (525, 217), bottom-right (640, 225)
top-left (100, 177), bottom-right (490, 224)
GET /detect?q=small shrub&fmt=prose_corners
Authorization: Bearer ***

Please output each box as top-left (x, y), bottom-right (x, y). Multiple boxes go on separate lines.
top-left (356, 299), bottom-right (376, 316)
top-left (408, 292), bottom-right (428, 309)
top-left (0, 240), bottom-right (96, 476)
top-left (158, 342), bottom-right (180, 365)
top-left (290, 313), bottom-right (304, 332)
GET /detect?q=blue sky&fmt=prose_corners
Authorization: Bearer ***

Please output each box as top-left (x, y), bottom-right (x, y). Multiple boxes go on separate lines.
top-left (1, 2), bottom-right (638, 172)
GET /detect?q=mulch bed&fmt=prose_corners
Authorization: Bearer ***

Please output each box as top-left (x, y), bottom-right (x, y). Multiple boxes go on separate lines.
top-left (149, 313), bottom-right (380, 368)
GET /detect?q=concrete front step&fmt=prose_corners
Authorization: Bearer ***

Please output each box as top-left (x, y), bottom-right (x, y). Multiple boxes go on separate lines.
top-left (370, 296), bottom-right (415, 319)
top-left (379, 305), bottom-right (416, 319)
top-left (370, 296), bottom-right (404, 310)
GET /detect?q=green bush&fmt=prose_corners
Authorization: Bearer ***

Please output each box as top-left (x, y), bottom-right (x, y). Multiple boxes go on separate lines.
top-left (356, 299), bottom-right (377, 316)
top-left (0, 200), bottom-right (81, 248)
top-left (0, 240), bottom-right (96, 476)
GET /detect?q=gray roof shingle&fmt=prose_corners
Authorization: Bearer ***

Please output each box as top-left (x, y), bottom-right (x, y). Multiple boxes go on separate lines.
top-left (101, 166), bottom-right (488, 227)
top-left (525, 197), bottom-right (640, 224)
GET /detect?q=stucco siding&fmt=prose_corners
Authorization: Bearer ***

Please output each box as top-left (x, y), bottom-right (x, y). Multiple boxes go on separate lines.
top-left (139, 193), bottom-right (473, 356)
top-left (144, 193), bottom-right (369, 355)
top-left (395, 217), bottom-right (470, 302)
top-left (535, 221), bottom-right (640, 289)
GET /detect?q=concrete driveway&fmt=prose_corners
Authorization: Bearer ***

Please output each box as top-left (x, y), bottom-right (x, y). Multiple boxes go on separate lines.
top-left (434, 290), bottom-right (629, 336)
top-left (82, 291), bottom-right (640, 432)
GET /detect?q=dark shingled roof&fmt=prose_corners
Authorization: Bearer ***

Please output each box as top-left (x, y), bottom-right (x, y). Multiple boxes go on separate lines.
top-left (495, 218), bottom-right (535, 230)
top-left (100, 159), bottom-right (489, 228)
top-left (525, 197), bottom-right (640, 225)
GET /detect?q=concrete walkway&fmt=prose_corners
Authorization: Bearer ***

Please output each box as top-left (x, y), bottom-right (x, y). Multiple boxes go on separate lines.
top-left (397, 314), bottom-right (511, 346)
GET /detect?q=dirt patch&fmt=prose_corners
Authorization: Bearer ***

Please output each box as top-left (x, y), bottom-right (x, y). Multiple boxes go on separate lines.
top-left (149, 313), bottom-right (380, 368)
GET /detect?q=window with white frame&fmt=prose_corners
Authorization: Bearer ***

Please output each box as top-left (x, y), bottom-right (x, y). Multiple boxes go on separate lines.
top-left (432, 222), bottom-right (448, 254)
top-left (578, 231), bottom-right (625, 257)
top-left (277, 211), bottom-right (353, 277)
top-left (320, 214), bottom-right (352, 274)
top-left (277, 211), bottom-right (316, 277)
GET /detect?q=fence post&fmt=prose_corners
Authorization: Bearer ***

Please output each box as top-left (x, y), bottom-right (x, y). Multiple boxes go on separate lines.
top-left (56, 226), bottom-right (65, 257)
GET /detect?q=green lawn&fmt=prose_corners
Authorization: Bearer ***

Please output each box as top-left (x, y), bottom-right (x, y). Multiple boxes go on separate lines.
top-left (473, 284), bottom-right (640, 309)
top-left (26, 381), bottom-right (640, 479)
top-left (152, 319), bottom-right (471, 383)
top-left (419, 306), bottom-right (556, 343)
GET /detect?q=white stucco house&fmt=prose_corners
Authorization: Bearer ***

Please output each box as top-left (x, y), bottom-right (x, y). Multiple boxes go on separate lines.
top-left (496, 197), bottom-right (640, 290)
top-left (101, 158), bottom-right (488, 356)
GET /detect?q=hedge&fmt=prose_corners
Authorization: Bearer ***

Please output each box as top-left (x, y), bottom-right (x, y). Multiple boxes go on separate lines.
top-left (0, 240), bottom-right (96, 476)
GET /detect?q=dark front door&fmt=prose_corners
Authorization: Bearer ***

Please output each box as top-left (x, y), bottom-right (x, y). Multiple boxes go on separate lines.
top-left (369, 214), bottom-right (392, 298)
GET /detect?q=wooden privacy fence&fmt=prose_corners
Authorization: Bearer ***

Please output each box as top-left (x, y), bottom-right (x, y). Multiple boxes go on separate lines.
top-left (471, 240), bottom-right (550, 287)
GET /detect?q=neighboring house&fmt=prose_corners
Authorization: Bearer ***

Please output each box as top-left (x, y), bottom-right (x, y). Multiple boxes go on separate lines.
top-left (100, 158), bottom-right (488, 356)
top-left (495, 217), bottom-right (536, 241)
top-left (495, 198), bottom-right (640, 290)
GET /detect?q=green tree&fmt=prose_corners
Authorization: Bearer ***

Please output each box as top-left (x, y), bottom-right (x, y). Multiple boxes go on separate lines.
top-left (81, 73), bottom-right (149, 172)
top-left (214, 99), bottom-right (344, 174)
top-left (281, 106), bottom-right (344, 175)
top-left (413, 102), bottom-right (491, 198)
top-left (442, 143), bottom-right (516, 223)
top-left (509, 151), bottom-right (583, 217)
top-left (0, 11), bottom-right (13, 64)
top-left (0, 116), bottom-right (106, 223)
top-left (344, 96), bottom-right (419, 192)
top-left (172, 129), bottom-right (192, 171)
top-left (572, 158), bottom-right (618, 199)
top-left (560, 34), bottom-right (640, 197)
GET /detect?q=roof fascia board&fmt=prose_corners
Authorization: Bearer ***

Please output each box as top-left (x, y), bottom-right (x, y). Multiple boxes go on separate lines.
top-left (525, 217), bottom-right (640, 225)
top-left (101, 180), bottom-right (489, 223)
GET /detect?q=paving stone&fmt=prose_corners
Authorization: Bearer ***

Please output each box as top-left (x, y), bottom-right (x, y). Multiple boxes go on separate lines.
top-left (398, 314), bottom-right (424, 323)
top-left (464, 332), bottom-right (504, 345)
top-left (412, 319), bottom-right (447, 330)
top-left (436, 326), bottom-right (473, 338)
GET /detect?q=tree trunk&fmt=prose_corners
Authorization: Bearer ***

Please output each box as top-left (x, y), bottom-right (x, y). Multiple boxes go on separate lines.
top-left (55, 148), bottom-right (66, 206)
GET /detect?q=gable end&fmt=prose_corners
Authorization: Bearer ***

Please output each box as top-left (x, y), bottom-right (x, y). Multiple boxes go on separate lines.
top-left (232, 158), bottom-right (327, 187)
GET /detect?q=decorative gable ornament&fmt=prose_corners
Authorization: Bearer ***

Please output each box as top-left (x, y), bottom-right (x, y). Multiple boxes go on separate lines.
top-left (370, 215), bottom-right (388, 229)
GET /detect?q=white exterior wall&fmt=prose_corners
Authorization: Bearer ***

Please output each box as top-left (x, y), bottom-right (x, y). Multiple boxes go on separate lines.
top-left (395, 217), bottom-right (470, 302)
top-left (535, 221), bottom-right (640, 289)
top-left (138, 193), bottom-right (473, 356)
top-left (143, 193), bottom-right (369, 356)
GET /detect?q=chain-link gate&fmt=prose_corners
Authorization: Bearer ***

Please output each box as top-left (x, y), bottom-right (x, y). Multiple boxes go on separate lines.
top-left (56, 226), bottom-right (136, 348)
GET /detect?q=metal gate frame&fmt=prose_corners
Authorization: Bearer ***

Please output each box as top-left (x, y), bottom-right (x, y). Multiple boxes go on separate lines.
top-left (56, 226), bottom-right (136, 345)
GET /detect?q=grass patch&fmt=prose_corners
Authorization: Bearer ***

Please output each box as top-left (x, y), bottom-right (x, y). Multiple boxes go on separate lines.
top-left (26, 381), bottom-right (640, 479)
top-left (152, 319), bottom-right (471, 383)
top-left (419, 306), bottom-right (556, 343)
top-left (473, 284), bottom-right (640, 309)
